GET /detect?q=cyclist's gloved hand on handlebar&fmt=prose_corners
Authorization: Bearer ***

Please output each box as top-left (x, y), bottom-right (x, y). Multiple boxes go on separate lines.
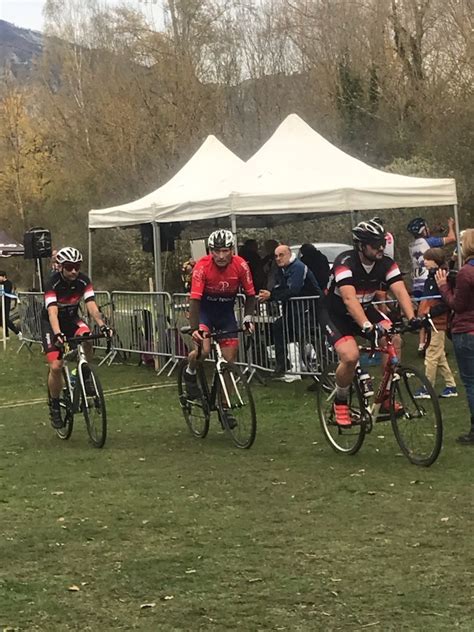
top-left (361, 321), bottom-right (388, 346)
top-left (191, 328), bottom-right (206, 344)
top-left (407, 317), bottom-right (423, 332)
top-left (100, 324), bottom-right (113, 338)
top-left (242, 315), bottom-right (255, 335)
top-left (53, 332), bottom-right (67, 348)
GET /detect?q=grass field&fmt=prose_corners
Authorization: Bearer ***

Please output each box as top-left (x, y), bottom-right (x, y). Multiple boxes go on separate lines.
top-left (0, 340), bottom-right (473, 631)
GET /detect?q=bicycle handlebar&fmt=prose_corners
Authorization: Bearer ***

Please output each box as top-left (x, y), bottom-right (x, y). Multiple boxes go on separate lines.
top-left (61, 333), bottom-right (112, 353)
top-left (180, 325), bottom-right (249, 338)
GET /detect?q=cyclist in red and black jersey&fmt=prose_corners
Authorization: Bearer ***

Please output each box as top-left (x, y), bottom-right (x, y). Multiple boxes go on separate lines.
top-left (184, 229), bottom-right (256, 400)
top-left (41, 247), bottom-right (112, 428)
top-left (325, 218), bottom-right (421, 426)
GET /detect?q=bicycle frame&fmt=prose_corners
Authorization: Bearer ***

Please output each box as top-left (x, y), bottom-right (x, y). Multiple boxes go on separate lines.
top-left (201, 338), bottom-right (245, 411)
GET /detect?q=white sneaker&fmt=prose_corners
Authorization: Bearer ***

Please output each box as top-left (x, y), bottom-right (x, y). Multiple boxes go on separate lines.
top-left (274, 373), bottom-right (302, 383)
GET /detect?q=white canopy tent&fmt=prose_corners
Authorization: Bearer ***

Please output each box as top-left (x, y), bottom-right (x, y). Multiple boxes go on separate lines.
top-left (88, 135), bottom-right (244, 286)
top-left (88, 114), bottom-right (459, 289)
top-left (152, 113), bottom-right (457, 222)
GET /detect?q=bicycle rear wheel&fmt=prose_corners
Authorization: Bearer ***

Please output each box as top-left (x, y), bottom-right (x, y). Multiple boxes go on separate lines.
top-left (317, 362), bottom-right (367, 455)
top-left (177, 360), bottom-right (210, 439)
top-left (48, 368), bottom-right (74, 440)
top-left (390, 365), bottom-right (443, 466)
top-left (217, 362), bottom-right (257, 449)
top-left (80, 363), bottom-right (107, 448)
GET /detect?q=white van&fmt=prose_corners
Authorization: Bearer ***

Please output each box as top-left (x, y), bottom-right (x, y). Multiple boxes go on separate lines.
top-left (290, 242), bottom-right (351, 266)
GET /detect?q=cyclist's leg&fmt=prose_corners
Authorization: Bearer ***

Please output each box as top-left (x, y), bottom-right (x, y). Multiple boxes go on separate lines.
top-left (41, 318), bottom-right (64, 398)
top-left (74, 320), bottom-right (93, 360)
top-left (322, 311), bottom-right (359, 426)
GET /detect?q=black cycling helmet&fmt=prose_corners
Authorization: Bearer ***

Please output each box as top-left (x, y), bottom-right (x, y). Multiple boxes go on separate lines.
top-left (407, 217), bottom-right (427, 237)
top-left (352, 218), bottom-right (386, 245)
top-left (208, 229), bottom-right (234, 250)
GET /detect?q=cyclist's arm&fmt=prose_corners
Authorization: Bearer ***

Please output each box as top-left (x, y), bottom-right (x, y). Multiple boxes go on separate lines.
top-left (47, 305), bottom-right (62, 336)
top-left (188, 299), bottom-right (200, 330)
top-left (85, 299), bottom-right (106, 328)
top-left (338, 285), bottom-right (371, 329)
top-left (389, 280), bottom-right (416, 320)
top-left (443, 217), bottom-right (456, 245)
top-left (243, 295), bottom-right (256, 317)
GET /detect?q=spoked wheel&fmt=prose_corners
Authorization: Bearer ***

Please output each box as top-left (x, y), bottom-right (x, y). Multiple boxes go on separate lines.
top-left (177, 360), bottom-right (210, 439)
top-left (217, 362), bottom-right (257, 449)
top-left (80, 363), bottom-right (107, 448)
top-left (390, 365), bottom-right (443, 466)
top-left (48, 368), bottom-right (74, 440)
top-left (317, 362), bottom-right (367, 455)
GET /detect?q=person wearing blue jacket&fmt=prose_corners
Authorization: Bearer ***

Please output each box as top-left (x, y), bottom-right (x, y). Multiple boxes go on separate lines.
top-left (259, 244), bottom-right (322, 377)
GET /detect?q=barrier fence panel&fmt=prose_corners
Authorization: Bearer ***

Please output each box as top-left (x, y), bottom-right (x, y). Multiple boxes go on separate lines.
top-left (110, 292), bottom-right (173, 371)
top-left (17, 292), bottom-right (44, 346)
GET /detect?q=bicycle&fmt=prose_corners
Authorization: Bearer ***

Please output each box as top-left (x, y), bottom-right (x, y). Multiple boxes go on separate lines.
top-left (177, 326), bottom-right (257, 449)
top-left (47, 333), bottom-right (111, 448)
top-left (317, 320), bottom-right (443, 466)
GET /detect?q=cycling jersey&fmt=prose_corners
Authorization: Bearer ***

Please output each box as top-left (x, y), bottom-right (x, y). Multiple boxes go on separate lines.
top-left (42, 272), bottom-right (95, 322)
top-left (190, 254), bottom-right (255, 346)
top-left (408, 236), bottom-right (444, 296)
top-left (328, 250), bottom-right (403, 316)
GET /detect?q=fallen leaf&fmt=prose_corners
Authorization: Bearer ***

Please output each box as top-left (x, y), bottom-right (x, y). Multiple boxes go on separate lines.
top-left (185, 569), bottom-right (196, 574)
top-left (51, 491), bottom-right (64, 496)
top-left (140, 602), bottom-right (156, 609)
top-left (440, 517), bottom-right (449, 522)
top-left (67, 585), bottom-right (80, 592)
top-left (162, 595), bottom-right (174, 601)
top-left (247, 577), bottom-right (263, 583)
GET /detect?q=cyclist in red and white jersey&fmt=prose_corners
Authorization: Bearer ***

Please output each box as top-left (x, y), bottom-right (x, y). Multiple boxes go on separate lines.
top-left (325, 218), bottom-right (421, 426)
top-left (184, 229), bottom-right (256, 400)
top-left (41, 247), bottom-right (112, 428)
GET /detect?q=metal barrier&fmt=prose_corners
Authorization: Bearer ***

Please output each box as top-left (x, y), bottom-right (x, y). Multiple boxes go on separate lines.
top-left (17, 292), bottom-right (44, 349)
top-left (109, 291), bottom-right (174, 374)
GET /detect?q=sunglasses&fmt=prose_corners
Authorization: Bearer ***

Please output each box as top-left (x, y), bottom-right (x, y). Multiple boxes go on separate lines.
top-left (367, 239), bottom-right (386, 250)
top-left (63, 262), bottom-right (81, 271)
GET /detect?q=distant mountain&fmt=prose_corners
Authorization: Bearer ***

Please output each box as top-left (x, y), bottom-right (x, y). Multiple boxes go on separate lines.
top-left (0, 20), bottom-right (44, 79)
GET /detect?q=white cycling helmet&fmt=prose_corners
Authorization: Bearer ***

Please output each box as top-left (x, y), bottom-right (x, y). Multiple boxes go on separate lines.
top-left (56, 246), bottom-right (83, 264)
top-left (208, 229), bottom-right (234, 250)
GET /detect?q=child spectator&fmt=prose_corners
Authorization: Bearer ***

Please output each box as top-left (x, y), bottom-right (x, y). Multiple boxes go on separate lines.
top-left (415, 248), bottom-right (457, 399)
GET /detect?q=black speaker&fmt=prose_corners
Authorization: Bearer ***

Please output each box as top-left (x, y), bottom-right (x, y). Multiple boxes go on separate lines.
top-left (140, 223), bottom-right (182, 253)
top-left (24, 227), bottom-right (52, 259)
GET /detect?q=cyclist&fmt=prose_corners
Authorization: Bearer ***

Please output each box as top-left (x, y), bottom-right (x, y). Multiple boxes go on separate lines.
top-left (184, 230), bottom-right (256, 404)
top-left (325, 218), bottom-right (421, 426)
top-left (41, 247), bottom-right (112, 428)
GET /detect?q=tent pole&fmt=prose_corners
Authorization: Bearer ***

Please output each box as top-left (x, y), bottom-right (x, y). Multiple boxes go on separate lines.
top-left (231, 214), bottom-right (238, 254)
top-left (88, 228), bottom-right (93, 279)
top-left (453, 204), bottom-right (462, 269)
top-left (152, 222), bottom-right (163, 291)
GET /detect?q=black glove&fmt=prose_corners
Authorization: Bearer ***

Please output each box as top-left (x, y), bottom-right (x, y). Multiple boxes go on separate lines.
top-left (100, 324), bottom-right (113, 338)
top-left (408, 317), bottom-right (423, 332)
top-left (362, 322), bottom-right (388, 347)
top-left (53, 332), bottom-right (67, 348)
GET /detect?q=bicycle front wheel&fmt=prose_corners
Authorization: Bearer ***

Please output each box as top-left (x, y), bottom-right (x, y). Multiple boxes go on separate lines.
top-left (217, 362), bottom-right (257, 449)
top-left (177, 360), bottom-right (210, 439)
top-left (390, 365), bottom-right (443, 466)
top-left (80, 364), bottom-right (107, 448)
top-left (317, 362), bottom-right (367, 455)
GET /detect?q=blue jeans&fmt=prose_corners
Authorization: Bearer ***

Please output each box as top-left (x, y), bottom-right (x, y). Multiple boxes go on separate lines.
top-left (452, 333), bottom-right (474, 419)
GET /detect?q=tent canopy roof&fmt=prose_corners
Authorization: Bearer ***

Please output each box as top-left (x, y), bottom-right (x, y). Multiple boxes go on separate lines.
top-left (89, 135), bottom-right (244, 229)
top-left (152, 114), bottom-right (457, 223)
top-left (0, 230), bottom-right (24, 257)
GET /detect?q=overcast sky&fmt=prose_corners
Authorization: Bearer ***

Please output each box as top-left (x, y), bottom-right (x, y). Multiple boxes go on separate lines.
top-left (0, 0), bottom-right (162, 32)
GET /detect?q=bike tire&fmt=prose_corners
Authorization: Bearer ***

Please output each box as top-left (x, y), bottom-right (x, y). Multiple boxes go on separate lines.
top-left (47, 369), bottom-right (74, 440)
top-left (216, 362), bottom-right (257, 449)
top-left (80, 364), bottom-right (107, 448)
top-left (177, 360), bottom-right (210, 439)
top-left (390, 364), bottom-right (443, 466)
top-left (317, 362), bottom-right (367, 455)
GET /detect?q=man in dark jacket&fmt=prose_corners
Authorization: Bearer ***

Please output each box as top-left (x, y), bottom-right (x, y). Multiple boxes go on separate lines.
top-left (0, 271), bottom-right (21, 338)
top-left (259, 244), bottom-right (322, 377)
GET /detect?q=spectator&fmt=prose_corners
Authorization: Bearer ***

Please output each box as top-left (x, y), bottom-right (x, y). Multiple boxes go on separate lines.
top-left (299, 243), bottom-right (330, 291)
top-left (51, 249), bottom-right (60, 274)
top-left (262, 239), bottom-right (279, 290)
top-left (258, 244), bottom-right (322, 381)
top-left (181, 258), bottom-right (196, 292)
top-left (436, 229), bottom-right (474, 444)
top-left (0, 271), bottom-right (21, 338)
top-left (415, 248), bottom-right (457, 399)
top-left (407, 216), bottom-right (456, 353)
top-left (239, 239), bottom-right (266, 291)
